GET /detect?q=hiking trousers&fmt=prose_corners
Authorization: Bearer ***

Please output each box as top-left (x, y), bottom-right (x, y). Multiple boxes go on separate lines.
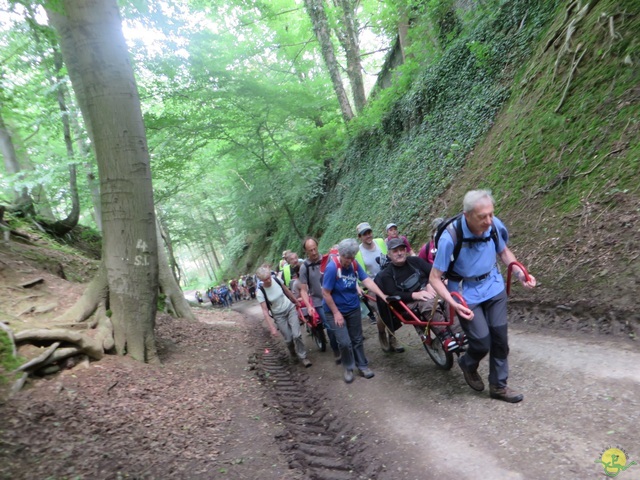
top-left (457, 290), bottom-right (510, 388)
top-left (325, 307), bottom-right (368, 371)
top-left (273, 305), bottom-right (307, 360)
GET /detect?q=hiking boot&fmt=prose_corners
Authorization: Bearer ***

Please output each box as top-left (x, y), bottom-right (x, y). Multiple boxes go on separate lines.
top-left (301, 358), bottom-right (312, 368)
top-left (378, 331), bottom-right (391, 352)
top-left (458, 357), bottom-right (484, 392)
top-left (388, 334), bottom-right (405, 353)
top-left (490, 385), bottom-right (524, 403)
top-left (344, 369), bottom-right (354, 384)
top-left (333, 350), bottom-right (342, 365)
top-left (358, 367), bottom-right (375, 379)
top-left (368, 315), bottom-right (377, 325)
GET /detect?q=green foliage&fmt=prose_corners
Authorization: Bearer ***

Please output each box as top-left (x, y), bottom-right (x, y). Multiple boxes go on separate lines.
top-left (477, 0), bottom-right (640, 214)
top-left (0, 331), bottom-right (23, 384)
top-left (311, 0), bottom-right (562, 250)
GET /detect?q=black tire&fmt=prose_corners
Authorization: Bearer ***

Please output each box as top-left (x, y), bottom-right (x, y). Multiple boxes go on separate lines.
top-left (311, 326), bottom-right (327, 352)
top-left (415, 326), bottom-right (454, 370)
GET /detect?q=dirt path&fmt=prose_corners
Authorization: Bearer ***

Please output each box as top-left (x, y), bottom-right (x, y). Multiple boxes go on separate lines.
top-left (2, 300), bottom-right (639, 479)
top-left (236, 301), bottom-right (640, 479)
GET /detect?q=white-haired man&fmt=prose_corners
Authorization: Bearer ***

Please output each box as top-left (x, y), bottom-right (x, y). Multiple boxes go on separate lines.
top-left (429, 190), bottom-right (536, 403)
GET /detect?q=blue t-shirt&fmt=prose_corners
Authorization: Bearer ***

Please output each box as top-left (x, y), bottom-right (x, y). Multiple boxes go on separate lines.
top-left (322, 259), bottom-right (369, 313)
top-left (433, 215), bottom-right (508, 304)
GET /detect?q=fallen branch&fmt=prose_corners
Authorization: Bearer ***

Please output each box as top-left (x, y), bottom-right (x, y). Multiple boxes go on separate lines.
top-left (0, 322), bottom-right (17, 357)
top-left (14, 342), bottom-right (60, 373)
top-left (555, 45), bottom-right (587, 113)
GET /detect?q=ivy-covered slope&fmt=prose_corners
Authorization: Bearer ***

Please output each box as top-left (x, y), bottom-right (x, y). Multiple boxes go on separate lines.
top-left (311, 0), bottom-right (638, 322)
top-left (238, 0), bottom-right (638, 330)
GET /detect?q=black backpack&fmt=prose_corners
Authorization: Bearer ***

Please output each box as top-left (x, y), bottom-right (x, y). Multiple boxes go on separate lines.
top-left (433, 213), bottom-right (499, 281)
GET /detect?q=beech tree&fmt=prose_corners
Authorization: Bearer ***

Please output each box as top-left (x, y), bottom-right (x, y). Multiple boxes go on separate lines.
top-left (47, 0), bottom-right (160, 362)
top-left (333, 0), bottom-right (367, 113)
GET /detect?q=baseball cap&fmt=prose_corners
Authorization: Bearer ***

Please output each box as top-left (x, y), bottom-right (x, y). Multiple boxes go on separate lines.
top-left (356, 222), bottom-right (372, 236)
top-left (386, 223), bottom-right (397, 232)
top-left (387, 238), bottom-right (406, 250)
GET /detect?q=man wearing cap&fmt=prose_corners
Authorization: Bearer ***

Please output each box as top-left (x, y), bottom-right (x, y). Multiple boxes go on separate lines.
top-left (354, 222), bottom-right (404, 354)
top-left (278, 250), bottom-right (290, 276)
top-left (282, 251), bottom-right (304, 290)
top-left (375, 237), bottom-right (442, 339)
top-left (386, 223), bottom-right (414, 255)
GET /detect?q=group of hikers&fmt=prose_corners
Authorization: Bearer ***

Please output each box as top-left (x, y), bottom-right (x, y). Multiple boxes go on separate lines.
top-left (255, 189), bottom-right (537, 403)
top-left (195, 276), bottom-right (257, 308)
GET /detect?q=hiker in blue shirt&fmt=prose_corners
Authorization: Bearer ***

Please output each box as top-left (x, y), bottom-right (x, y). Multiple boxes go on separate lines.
top-left (429, 190), bottom-right (536, 403)
top-left (323, 238), bottom-right (388, 384)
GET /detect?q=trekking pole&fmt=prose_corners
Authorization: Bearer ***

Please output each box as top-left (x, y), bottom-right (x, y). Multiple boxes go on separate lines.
top-left (506, 261), bottom-right (531, 296)
top-left (449, 291), bottom-right (469, 321)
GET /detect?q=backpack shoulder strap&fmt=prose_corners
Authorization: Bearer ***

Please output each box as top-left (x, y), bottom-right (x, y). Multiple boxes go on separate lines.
top-left (445, 215), bottom-right (464, 280)
top-left (352, 259), bottom-right (360, 280)
top-left (259, 285), bottom-right (272, 316)
top-left (490, 223), bottom-right (500, 252)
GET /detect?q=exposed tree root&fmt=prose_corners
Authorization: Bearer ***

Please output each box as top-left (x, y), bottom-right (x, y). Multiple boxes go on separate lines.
top-left (10, 372), bottom-right (28, 397)
top-left (14, 341), bottom-right (61, 373)
top-left (555, 44), bottom-right (587, 113)
top-left (15, 325), bottom-right (107, 360)
top-left (52, 261), bottom-right (108, 324)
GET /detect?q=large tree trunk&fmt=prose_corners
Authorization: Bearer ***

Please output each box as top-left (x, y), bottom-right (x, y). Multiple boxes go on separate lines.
top-left (333, 0), bottom-right (367, 113)
top-left (303, 0), bottom-right (354, 123)
top-left (48, 0), bottom-right (159, 363)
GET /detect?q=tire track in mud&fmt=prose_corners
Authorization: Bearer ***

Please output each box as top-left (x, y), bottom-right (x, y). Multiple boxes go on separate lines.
top-left (249, 337), bottom-right (383, 480)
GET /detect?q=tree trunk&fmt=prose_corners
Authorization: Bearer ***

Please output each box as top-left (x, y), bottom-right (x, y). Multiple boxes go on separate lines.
top-left (208, 207), bottom-right (227, 244)
top-left (158, 218), bottom-right (181, 284)
top-left (207, 238), bottom-right (222, 270)
top-left (303, 0), bottom-right (354, 123)
top-left (156, 220), bottom-right (195, 321)
top-left (48, 0), bottom-right (159, 363)
top-left (42, 49), bottom-right (81, 236)
top-left (47, 2), bottom-right (102, 231)
top-left (333, 0), bottom-right (367, 113)
top-left (0, 113), bottom-right (34, 213)
top-left (198, 240), bottom-right (217, 280)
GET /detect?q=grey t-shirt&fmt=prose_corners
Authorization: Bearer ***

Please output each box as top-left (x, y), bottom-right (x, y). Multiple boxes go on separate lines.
top-left (359, 244), bottom-right (382, 278)
top-left (299, 260), bottom-right (323, 308)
